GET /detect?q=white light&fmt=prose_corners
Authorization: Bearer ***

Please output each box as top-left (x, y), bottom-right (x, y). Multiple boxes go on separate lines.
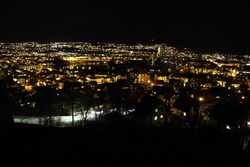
top-left (154, 116), bottom-right (158, 120)
top-left (226, 125), bottom-right (230, 130)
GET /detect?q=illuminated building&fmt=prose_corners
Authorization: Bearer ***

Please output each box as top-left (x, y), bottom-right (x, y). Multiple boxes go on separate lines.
top-left (131, 70), bottom-right (151, 84)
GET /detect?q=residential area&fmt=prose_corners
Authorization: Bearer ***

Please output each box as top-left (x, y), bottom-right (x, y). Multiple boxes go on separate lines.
top-left (1, 42), bottom-right (250, 151)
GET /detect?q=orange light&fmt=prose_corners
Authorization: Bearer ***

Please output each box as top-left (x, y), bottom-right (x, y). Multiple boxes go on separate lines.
top-left (198, 97), bottom-right (204, 101)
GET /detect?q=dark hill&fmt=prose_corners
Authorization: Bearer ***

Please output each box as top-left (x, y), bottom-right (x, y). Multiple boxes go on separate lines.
top-left (2, 122), bottom-right (250, 166)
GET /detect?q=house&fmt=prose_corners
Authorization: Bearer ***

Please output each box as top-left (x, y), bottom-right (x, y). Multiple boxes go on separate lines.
top-left (208, 99), bottom-right (245, 127)
top-left (133, 94), bottom-right (167, 126)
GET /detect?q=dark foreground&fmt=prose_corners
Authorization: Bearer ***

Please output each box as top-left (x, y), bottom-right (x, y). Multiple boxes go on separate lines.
top-left (1, 122), bottom-right (250, 166)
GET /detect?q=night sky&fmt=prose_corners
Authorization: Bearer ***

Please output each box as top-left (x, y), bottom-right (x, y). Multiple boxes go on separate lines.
top-left (1, 0), bottom-right (250, 54)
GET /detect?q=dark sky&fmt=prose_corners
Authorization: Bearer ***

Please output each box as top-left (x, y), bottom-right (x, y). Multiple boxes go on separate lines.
top-left (1, 0), bottom-right (250, 54)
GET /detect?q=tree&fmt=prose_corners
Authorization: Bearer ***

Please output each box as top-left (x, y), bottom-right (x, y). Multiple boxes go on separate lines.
top-left (163, 86), bottom-right (175, 123)
top-left (62, 82), bottom-right (82, 126)
top-left (33, 87), bottom-right (59, 126)
top-left (0, 79), bottom-right (14, 129)
top-left (80, 85), bottom-right (95, 125)
top-left (172, 89), bottom-right (195, 128)
top-left (104, 83), bottom-right (118, 110)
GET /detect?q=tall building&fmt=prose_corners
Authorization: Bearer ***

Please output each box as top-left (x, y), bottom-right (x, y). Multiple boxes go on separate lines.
top-left (156, 45), bottom-right (162, 58)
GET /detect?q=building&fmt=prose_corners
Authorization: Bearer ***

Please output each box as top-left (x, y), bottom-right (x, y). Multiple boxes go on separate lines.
top-left (130, 70), bottom-right (150, 84)
top-left (134, 94), bottom-right (167, 126)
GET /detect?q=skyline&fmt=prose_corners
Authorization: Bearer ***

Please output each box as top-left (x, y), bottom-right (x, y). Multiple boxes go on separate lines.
top-left (0, 1), bottom-right (250, 55)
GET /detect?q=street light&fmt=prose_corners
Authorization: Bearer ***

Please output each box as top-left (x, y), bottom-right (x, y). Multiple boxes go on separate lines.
top-left (198, 97), bottom-right (204, 102)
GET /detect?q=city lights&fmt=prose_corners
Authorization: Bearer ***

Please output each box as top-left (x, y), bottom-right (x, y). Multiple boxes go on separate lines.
top-left (0, 41), bottom-right (250, 130)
